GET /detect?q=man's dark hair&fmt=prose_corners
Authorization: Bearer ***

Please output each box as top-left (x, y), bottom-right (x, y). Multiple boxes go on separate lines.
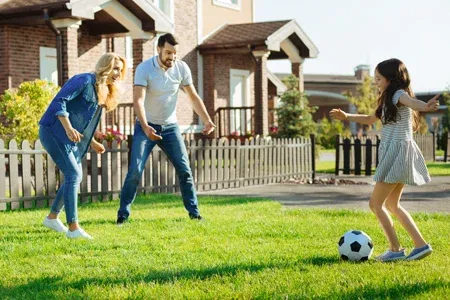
top-left (157, 33), bottom-right (178, 48)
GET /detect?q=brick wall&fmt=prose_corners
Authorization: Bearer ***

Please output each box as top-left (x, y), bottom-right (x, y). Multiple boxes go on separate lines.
top-left (77, 26), bottom-right (105, 75)
top-left (3, 25), bottom-right (55, 89)
top-left (0, 25), bottom-right (10, 95)
top-left (174, 0), bottom-right (198, 125)
top-left (216, 54), bottom-right (255, 109)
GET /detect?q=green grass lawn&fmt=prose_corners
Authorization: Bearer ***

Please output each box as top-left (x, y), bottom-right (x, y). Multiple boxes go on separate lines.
top-left (1, 195), bottom-right (449, 299)
top-left (426, 162), bottom-right (450, 176)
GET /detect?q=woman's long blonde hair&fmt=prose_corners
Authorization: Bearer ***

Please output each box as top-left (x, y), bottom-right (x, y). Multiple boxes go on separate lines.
top-left (95, 53), bottom-right (127, 112)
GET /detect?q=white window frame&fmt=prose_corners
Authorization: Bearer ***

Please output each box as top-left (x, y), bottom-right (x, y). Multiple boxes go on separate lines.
top-left (39, 47), bottom-right (58, 84)
top-left (125, 36), bottom-right (134, 67)
top-left (229, 69), bottom-right (251, 134)
top-left (156, 0), bottom-right (174, 22)
top-left (213, 0), bottom-right (241, 11)
top-left (229, 69), bottom-right (250, 106)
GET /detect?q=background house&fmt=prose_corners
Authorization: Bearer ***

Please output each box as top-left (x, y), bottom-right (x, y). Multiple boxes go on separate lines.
top-left (0, 0), bottom-right (318, 138)
top-left (276, 65), bottom-right (370, 133)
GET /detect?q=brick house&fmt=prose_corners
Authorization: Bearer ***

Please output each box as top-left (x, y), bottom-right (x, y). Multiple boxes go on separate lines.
top-left (0, 0), bottom-right (318, 137)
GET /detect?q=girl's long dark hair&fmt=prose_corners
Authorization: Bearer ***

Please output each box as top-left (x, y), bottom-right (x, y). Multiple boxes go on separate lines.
top-left (375, 58), bottom-right (419, 131)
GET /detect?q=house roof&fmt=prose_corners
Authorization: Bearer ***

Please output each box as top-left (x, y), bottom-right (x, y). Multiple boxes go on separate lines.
top-left (0, 0), bottom-right (68, 14)
top-left (202, 20), bottom-right (289, 47)
top-left (276, 73), bottom-right (362, 84)
top-left (0, 0), bottom-right (172, 36)
top-left (199, 20), bottom-right (318, 59)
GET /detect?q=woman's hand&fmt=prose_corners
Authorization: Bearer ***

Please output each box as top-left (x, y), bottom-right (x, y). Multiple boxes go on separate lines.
top-left (64, 126), bottom-right (84, 143)
top-left (425, 94), bottom-right (440, 112)
top-left (90, 140), bottom-right (106, 154)
top-left (329, 109), bottom-right (347, 121)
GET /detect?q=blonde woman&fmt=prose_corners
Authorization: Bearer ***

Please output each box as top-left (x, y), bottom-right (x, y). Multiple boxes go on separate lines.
top-left (39, 53), bottom-right (126, 239)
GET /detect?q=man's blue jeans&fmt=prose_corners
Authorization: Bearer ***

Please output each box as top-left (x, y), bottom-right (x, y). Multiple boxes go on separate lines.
top-left (39, 125), bottom-right (81, 224)
top-left (118, 122), bottom-right (200, 219)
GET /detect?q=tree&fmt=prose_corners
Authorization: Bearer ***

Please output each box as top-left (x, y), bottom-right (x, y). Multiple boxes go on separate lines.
top-left (343, 76), bottom-right (380, 130)
top-left (316, 116), bottom-right (351, 149)
top-left (0, 80), bottom-right (60, 144)
top-left (276, 75), bottom-right (317, 138)
top-left (417, 115), bottom-right (429, 134)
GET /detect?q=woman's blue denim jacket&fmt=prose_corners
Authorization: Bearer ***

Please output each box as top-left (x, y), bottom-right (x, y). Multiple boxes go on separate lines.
top-left (39, 73), bottom-right (102, 159)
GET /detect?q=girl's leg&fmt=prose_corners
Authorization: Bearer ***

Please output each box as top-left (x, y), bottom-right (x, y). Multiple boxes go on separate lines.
top-left (384, 183), bottom-right (427, 248)
top-left (369, 182), bottom-right (401, 251)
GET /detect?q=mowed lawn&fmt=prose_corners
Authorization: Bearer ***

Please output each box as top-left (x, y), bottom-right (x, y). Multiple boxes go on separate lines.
top-left (0, 194), bottom-right (449, 299)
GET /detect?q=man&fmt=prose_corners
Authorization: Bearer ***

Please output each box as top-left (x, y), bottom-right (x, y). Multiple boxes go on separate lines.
top-left (117, 33), bottom-right (215, 224)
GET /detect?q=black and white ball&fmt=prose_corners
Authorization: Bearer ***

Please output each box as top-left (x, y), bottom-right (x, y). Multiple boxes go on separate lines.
top-left (338, 230), bottom-right (374, 262)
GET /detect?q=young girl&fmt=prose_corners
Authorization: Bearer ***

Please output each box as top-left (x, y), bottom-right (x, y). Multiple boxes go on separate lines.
top-left (330, 58), bottom-right (439, 262)
top-left (39, 53), bottom-right (127, 239)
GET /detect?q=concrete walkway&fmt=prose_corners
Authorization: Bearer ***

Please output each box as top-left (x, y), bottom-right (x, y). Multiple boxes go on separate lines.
top-left (199, 176), bottom-right (450, 214)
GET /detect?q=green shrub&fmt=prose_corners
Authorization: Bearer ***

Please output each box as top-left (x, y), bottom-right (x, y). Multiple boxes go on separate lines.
top-left (316, 117), bottom-right (351, 149)
top-left (0, 80), bottom-right (59, 144)
top-left (276, 75), bottom-right (317, 138)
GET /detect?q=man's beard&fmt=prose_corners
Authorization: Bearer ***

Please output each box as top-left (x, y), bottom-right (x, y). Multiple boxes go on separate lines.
top-left (163, 59), bottom-right (173, 67)
top-left (159, 53), bottom-right (173, 68)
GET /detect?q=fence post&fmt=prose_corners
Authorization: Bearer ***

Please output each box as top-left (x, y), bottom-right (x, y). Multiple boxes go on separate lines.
top-left (310, 134), bottom-right (316, 180)
top-left (335, 135), bottom-right (340, 176)
top-left (354, 138), bottom-right (361, 175)
top-left (376, 136), bottom-right (380, 167)
top-left (432, 132), bottom-right (436, 162)
top-left (365, 139), bottom-right (373, 176)
top-left (343, 138), bottom-right (351, 175)
top-left (445, 131), bottom-right (449, 163)
top-left (0, 139), bottom-right (5, 211)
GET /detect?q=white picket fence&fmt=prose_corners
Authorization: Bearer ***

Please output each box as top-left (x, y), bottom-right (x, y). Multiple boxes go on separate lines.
top-left (0, 137), bottom-right (314, 211)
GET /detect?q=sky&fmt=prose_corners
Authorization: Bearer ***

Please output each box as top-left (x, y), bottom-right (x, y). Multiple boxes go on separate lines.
top-left (254, 0), bottom-right (450, 93)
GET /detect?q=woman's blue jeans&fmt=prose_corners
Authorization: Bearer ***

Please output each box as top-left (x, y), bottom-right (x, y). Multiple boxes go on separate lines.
top-left (39, 126), bottom-right (81, 224)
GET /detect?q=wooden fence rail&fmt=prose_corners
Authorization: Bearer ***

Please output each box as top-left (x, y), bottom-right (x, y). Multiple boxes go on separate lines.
top-left (335, 133), bottom-right (436, 175)
top-left (0, 137), bottom-right (315, 211)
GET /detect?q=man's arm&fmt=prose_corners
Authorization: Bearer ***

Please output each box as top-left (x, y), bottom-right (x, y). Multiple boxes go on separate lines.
top-left (134, 85), bottom-right (162, 140)
top-left (182, 84), bottom-right (216, 135)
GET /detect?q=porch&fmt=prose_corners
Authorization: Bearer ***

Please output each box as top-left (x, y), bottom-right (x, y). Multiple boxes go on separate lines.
top-left (199, 19), bottom-right (318, 136)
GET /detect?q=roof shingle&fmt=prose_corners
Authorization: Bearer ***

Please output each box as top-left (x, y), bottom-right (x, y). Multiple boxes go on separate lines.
top-left (0, 0), bottom-right (68, 15)
top-left (202, 20), bottom-right (290, 47)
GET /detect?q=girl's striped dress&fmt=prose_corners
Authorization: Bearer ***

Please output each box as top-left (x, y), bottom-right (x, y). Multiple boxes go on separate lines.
top-left (373, 90), bottom-right (431, 186)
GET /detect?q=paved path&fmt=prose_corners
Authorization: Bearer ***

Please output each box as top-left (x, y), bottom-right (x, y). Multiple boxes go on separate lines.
top-left (199, 176), bottom-right (450, 214)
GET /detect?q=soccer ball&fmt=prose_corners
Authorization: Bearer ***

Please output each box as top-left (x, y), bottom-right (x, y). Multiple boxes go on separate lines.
top-left (338, 230), bottom-right (374, 262)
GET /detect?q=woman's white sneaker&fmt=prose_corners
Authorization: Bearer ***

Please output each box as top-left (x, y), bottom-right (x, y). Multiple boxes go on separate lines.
top-left (43, 217), bottom-right (68, 233)
top-left (66, 228), bottom-right (93, 240)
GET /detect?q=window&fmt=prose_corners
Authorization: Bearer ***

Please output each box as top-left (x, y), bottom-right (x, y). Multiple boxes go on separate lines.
top-left (213, 0), bottom-right (241, 10)
top-left (40, 47), bottom-right (57, 84)
top-left (154, 0), bottom-right (174, 21)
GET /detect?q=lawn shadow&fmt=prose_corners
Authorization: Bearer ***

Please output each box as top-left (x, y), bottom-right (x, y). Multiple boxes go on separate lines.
top-left (298, 255), bottom-right (341, 266)
top-left (130, 194), bottom-right (272, 209)
top-left (311, 281), bottom-right (450, 300)
top-left (0, 260), bottom-right (308, 298)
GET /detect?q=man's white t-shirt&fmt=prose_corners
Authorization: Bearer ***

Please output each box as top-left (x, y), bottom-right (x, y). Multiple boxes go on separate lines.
top-left (134, 56), bottom-right (193, 125)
